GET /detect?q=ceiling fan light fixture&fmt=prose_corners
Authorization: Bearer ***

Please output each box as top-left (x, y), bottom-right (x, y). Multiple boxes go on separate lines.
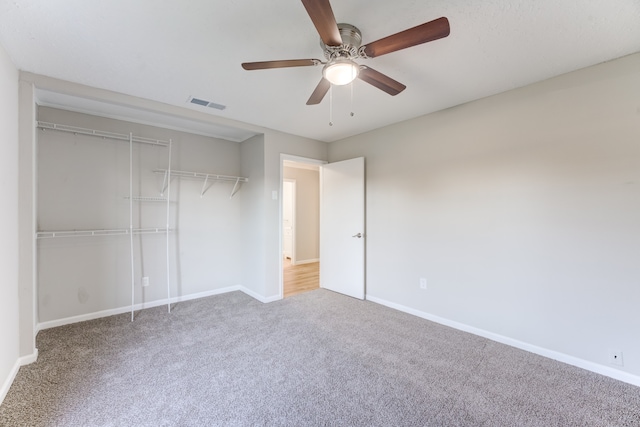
top-left (323, 58), bottom-right (359, 85)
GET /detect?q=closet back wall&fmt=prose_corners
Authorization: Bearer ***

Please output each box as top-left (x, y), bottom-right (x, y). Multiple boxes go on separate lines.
top-left (37, 107), bottom-right (243, 323)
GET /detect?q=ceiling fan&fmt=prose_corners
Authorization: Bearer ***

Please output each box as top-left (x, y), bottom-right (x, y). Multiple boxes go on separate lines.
top-left (241, 0), bottom-right (450, 105)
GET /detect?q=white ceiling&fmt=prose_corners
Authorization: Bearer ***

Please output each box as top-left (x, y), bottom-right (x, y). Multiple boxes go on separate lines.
top-left (1, 0), bottom-right (639, 143)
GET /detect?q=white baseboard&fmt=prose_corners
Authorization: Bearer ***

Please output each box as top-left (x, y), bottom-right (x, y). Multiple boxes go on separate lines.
top-left (293, 258), bottom-right (319, 265)
top-left (239, 286), bottom-right (281, 303)
top-left (19, 348), bottom-right (38, 366)
top-left (37, 286), bottom-right (242, 332)
top-left (0, 360), bottom-right (20, 406)
top-left (36, 285), bottom-right (284, 332)
top-left (0, 348), bottom-right (38, 406)
top-left (171, 286), bottom-right (242, 304)
top-left (366, 294), bottom-right (640, 388)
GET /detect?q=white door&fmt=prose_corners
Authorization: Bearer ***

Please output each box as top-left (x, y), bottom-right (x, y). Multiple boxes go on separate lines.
top-left (320, 157), bottom-right (365, 299)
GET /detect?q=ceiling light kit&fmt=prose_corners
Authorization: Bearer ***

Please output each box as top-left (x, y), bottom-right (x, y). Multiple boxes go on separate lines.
top-left (241, 0), bottom-right (450, 125)
top-left (321, 23), bottom-right (362, 86)
top-left (323, 57), bottom-right (359, 86)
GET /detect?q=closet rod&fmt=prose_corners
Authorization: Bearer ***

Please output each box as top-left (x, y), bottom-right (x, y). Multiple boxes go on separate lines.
top-left (37, 121), bottom-right (169, 147)
top-left (154, 169), bottom-right (248, 197)
top-left (36, 228), bottom-right (173, 239)
top-left (124, 196), bottom-right (169, 202)
top-left (153, 169), bottom-right (248, 182)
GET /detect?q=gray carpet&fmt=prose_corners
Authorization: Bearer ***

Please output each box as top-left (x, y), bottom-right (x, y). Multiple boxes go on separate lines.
top-left (1, 290), bottom-right (639, 426)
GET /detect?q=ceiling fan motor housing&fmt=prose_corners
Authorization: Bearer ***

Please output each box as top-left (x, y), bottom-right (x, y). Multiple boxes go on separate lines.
top-left (321, 23), bottom-right (362, 60)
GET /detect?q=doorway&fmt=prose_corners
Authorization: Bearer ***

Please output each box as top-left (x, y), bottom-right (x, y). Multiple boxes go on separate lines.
top-left (280, 156), bottom-right (323, 298)
top-left (279, 155), bottom-right (366, 301)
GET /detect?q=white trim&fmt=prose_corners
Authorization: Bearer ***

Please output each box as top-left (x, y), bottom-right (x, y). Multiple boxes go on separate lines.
top-left (295, 258), bottom-right (319, 265)
top-left (37, 286), bottom-right (241, 331)
top-left (19, 348), bottom-right (38, 366)
top-left (366, 294), bottom-right (640, 388)
top-left (0, 360), bottom-right (20, 405)
top-left (35, 286), bottom-right (284, 332)
top-left (281, 154), bottom-right (327, 167)
top-left (239, 286), bottom-right (281, 304)
top-left (283, 161), bottom-right (319, 171)
top-left (1, 361), bottom-right (18, 405)
top-left (0, 348), bottom-right (37, 405)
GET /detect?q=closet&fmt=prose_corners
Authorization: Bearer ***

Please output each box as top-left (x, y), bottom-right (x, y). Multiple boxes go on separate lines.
top-left (36, 107), bottom-right (247, 324)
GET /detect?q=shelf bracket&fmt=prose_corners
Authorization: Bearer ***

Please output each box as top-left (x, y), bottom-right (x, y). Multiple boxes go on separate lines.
top-left (160, 170), bottom-right (169, 195)
top-left (200, 174), bottom-right (210, 198)
top-left (230, 177), bottom-right (241, 199)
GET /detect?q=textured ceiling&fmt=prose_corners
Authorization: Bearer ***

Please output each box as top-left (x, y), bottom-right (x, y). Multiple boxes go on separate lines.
top-left (1, 0), bottom-right (639, 142)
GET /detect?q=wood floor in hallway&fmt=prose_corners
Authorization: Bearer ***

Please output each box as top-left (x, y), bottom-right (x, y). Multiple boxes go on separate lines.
top-left (283, 257), bottom-right (319, 298)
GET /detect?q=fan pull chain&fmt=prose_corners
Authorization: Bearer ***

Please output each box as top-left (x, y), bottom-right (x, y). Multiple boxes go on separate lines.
top-left (329, 85), bottom-right (333, 126)
top-left (350, 81), bottom-right (355, 117)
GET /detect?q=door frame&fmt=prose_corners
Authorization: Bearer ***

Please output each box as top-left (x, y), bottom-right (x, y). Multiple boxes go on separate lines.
top-left (279, 154), bottom-right (327, 300)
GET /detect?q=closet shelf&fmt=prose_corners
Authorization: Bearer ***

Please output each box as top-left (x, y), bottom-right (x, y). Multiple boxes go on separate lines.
top-left (37, 228), bottom-right (174, 239)
top-left (37, 121), bottom-right (170, 147)
top-left (153, 169), bottom-right (248, 198)
top-left (124, 196), bottom-right (169, 202)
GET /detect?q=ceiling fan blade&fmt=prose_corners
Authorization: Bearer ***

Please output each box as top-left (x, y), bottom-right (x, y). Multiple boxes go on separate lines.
top-left (307, 78), bottom-right (331, 105)
top-left (301, 0), bottom-right (342, 47)
top-left (362, 17), bottom-right (450, 58)
top-left (358, 66), bottom-right (406, 96)
top-left (242, 59), bottom-right (321, 70)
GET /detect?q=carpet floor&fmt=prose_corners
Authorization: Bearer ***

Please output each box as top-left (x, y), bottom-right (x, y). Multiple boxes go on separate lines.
top-left (1, 289), bottom-right (639, 426)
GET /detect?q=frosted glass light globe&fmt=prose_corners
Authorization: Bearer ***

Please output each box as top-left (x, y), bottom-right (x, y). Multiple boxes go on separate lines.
top-left (323, 59), bottom-right (359, 85)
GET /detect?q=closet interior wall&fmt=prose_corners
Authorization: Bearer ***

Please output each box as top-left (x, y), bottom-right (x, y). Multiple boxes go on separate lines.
top-left (37, 107), bottom-right (244, 323)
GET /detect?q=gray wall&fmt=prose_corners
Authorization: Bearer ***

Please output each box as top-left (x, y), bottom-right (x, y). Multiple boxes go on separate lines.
top-left (240, 132), bottom-right (327, 299)
top-left (283, 166), bottom-right (319, 263)
top-left (0, 42), bottom-right (20, 402)
top-left (263, 133), bottom-right (327, 298)
top-left (328, 53), bottom-right (640, 379)
top-left (37, 107), bottom-right (244, 322)
top-left (239, 134), bottom-right (266, 298)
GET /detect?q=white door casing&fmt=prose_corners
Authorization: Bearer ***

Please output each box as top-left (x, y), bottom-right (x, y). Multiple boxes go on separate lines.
top-left (320, 157), bottom-right (365, 299)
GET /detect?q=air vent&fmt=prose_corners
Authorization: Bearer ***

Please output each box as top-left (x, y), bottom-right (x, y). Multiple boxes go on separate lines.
top-left (188, 96), bottom-right (226, 111)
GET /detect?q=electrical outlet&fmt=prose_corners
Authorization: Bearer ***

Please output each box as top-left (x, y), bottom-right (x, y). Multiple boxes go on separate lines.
top-left (608, 349), bottom-right (624, 366)
top-left (419, 278), bottom-right (427, 290)
top-left (142, 276), bottom-right (150, 287)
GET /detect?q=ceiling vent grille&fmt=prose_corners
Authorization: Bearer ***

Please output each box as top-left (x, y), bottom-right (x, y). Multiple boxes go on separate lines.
top-left (188, 96), bottom-right (226, 111)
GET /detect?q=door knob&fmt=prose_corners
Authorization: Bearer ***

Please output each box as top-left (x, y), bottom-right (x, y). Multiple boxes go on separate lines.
top-left (352, 233), bottom-right (363, 238)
